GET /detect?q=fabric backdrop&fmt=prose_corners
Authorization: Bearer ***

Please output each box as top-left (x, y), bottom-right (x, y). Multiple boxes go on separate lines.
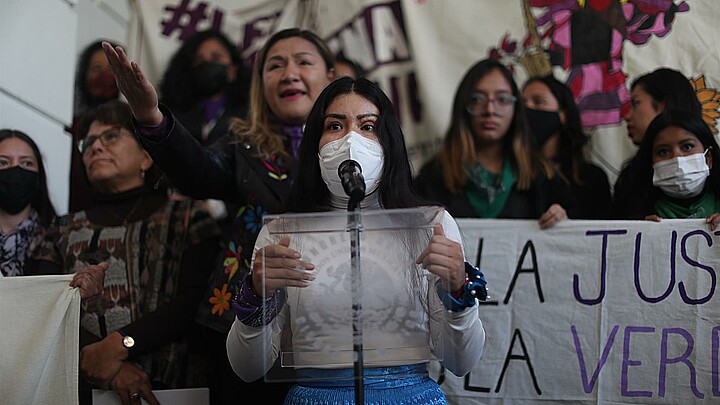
top-left (127, 0), bottom-right (720, 186)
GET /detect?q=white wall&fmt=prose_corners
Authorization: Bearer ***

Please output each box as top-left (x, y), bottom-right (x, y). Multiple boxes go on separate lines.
top-left (0, 0), bottom-right (76, 215)
top-left (76, 0), bottom-right (131, 58)
top-left (0, 0), bottom-right (132, 216)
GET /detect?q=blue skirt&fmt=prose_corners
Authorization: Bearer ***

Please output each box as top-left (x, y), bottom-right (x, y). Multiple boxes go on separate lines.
top-left (283, 364), bottom-right (447, 405)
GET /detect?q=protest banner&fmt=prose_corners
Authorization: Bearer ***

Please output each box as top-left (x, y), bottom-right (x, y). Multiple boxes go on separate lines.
top-left (437, 218), bottom-right (719, 404)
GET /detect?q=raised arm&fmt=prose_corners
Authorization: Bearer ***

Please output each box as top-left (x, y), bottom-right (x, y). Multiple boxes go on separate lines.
top-left (103, 42), bottom-right (237, 199)
top-left (101, 42), bottom-right (163, 126)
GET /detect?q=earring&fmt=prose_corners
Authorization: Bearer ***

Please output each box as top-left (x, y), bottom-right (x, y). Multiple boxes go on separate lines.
top-left (140, 169), bottom-right (146, 179)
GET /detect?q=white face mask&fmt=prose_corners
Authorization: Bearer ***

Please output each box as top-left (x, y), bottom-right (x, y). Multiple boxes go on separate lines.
top-left (318, 131), bottom-right (384, 199)
top-left (652, 150), bottom-right (710, 198)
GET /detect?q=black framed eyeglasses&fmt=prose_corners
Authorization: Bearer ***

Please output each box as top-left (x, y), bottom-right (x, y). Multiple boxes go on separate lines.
top-left (78, 127), bottom-right (123, 155)
top-left (466, 93), bottom-right (517, 117)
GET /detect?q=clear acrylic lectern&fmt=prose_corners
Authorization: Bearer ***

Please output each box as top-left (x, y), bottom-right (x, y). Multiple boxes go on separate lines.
top-left (259, 206), bottom-right (451, 389)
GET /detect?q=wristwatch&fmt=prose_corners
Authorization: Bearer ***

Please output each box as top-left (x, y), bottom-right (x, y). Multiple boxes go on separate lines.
top-left (118, 329), bottom-right (135, 349)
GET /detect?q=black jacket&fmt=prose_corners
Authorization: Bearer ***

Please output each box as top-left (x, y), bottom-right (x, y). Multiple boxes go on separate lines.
top-left (566, 162), bottom-right (612, 219)
top-left (133, 105), bottom-right (294, 402)
top-left (171, 100), bottom-right (247, 147)
top-left (414, 158), bottom-right (579, 219)
top-left (134, 105), bottom-right (293, 331)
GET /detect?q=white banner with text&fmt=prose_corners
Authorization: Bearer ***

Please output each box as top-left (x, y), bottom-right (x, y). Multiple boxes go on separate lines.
top-left (436, 218), bottom-right (719, 404)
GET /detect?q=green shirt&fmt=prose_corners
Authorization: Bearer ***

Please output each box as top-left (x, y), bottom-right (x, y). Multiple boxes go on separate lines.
top-left (655, 188), bottom-right (720, 219)
top-left (465, 158), bottom-right (516, 218)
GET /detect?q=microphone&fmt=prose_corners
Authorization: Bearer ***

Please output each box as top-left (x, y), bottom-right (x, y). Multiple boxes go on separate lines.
top-left (338, 159), bottom-right (366, 202)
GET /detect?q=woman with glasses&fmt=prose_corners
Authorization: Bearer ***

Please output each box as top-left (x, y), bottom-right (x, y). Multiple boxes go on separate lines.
top-left (68, 40), bottom-right (123, 213)
top-left (32, 100), bottom-right (222, 405)
top-left (414, 58), bottom-right (577, 228)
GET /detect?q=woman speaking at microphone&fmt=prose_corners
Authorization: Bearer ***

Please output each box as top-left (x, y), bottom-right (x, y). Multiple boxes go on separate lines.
top-left (226, 77), bottom-right (487, 404)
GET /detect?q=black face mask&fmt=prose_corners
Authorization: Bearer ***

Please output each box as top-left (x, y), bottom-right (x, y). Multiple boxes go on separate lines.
top-left (192, 61), bottom-right (229, 97)
top-left (526, 107), bottom-right (562, 147)
top-left (0, 166), bottom-right (40, 214)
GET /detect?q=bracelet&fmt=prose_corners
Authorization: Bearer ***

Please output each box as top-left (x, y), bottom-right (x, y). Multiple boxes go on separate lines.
top-left (465, 261), bottom-right (488, 301)
top-left (231, 272), bottom-right (286, 327)
top-left (438, 261), bottom-right (488, 312)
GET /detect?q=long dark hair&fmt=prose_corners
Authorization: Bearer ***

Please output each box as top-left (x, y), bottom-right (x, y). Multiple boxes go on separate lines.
top-left (614, 70), bottom-right (702, 217)
top-left (159, 29), bottom-right (250, 111)
top-left (619, 109), bottom-right (720, 218)
top-left (75, 40), bottom-right (120, 114)
top-left (436, 58), bottom-right (552, 192)
top-left (630, 68), bottom-right (702, 119)
top-left (0, 130), bottom-right (57, 227)
top-left (334, 52), bottom-right (366, 79)
top-left (286, 77), bottom-right (426, 212)
top-left (524, 75), bottom-right (588, 184)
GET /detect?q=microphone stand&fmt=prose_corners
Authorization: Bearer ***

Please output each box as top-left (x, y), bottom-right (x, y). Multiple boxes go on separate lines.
top-left (347, 196), bottom-right (364, 405)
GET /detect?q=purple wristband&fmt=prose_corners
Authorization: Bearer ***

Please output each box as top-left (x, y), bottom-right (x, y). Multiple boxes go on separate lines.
top-left (231, 272), bottom-right (286, 327)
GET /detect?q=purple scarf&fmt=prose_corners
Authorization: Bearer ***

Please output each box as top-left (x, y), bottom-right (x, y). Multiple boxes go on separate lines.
top-left (282, 125), bottom-right (305, 159)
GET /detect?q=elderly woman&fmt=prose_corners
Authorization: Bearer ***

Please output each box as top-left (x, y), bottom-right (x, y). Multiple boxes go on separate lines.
top-left (69, 39), bottom-right (122, 213)
top-left (32, 100), bottom-right (221, 405)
